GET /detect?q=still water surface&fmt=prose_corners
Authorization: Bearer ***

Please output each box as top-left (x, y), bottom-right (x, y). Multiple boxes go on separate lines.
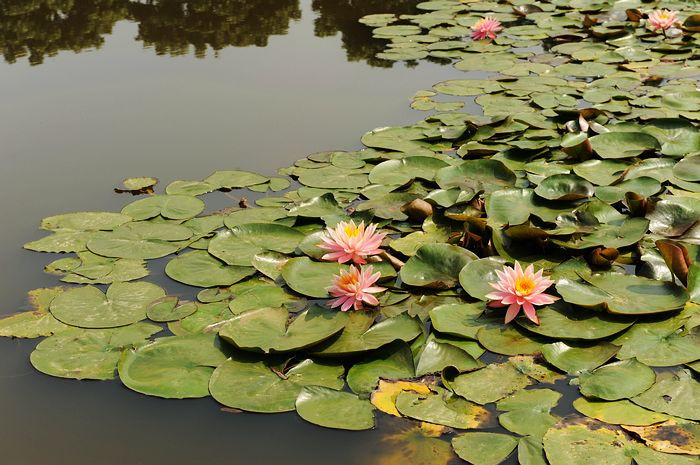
top-left (0, 1), bottom-right (529, 463)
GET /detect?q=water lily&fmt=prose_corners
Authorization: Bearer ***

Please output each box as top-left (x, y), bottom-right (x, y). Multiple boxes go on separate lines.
top-left (471, 17), bottom-right (502, 40)
top-left (647, 9), bottom-right (678, 31)
top-left (319, 220), bottom-right (385, 265)
top-left (485, 262), bottom-right (558, 325)
top-left (328, 265), bottom-right (385, 311)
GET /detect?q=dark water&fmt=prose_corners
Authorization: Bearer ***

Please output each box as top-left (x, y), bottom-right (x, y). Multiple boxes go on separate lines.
top-left (0, 2), bottom-right (540, 464)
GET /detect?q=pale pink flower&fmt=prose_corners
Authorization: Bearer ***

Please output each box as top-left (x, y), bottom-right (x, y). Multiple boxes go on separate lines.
top-left (319, 220), bottom-right (385, 265)
top-left (485, 262), bottom-right (558, 325)
top-left (647, 9), bottom-right (678, 31)
top-left (471, 17), bottom-right (503, 40)
top-left (327, 265), bottom-right (385, 312)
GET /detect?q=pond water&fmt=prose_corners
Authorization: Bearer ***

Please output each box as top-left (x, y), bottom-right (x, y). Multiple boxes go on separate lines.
top-left (0, 1), bottom-right (488, 464)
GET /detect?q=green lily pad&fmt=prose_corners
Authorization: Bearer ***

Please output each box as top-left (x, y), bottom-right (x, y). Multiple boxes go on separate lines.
top-left (369, 156), bottom-right (449, 185)
top-left (280, 257), bottom-right (341, 298)
top-left (118, 333), bottom-right (229, 398)
top-left (165, 251), bottom-right (255, 288)
top-left (146, 297), bottom-right (197, 322)
top-left (642, 119), bottom-right (700, 157)
top-left (429, 303), bottom-right (486, 340)
top-left (204, 170), bottom-right (268, 189)
top-left (555, 273), bottom-right (688, 315)
top-left (573, 160), bottom-right (629, 186)
top-left (49, 282), bottom-right (165, 328)
top-left (435, 159), bottom-right (516, 193)
top-left (573, 398), bottom-right (669, 426)
top-left (30, 322), bottom-right (161, 380)
top-left (613, 318), bottom-right (700, 367)
top-left (295, 386), bottom-right (375, 431)
top-left (121, 195), bottom-right (205, 220)
top-left (451, 362), bottom-right (534, 405)
top-left (219, 305), bottom-right (348, 353)
top-left (451, 432), bottom-right (518, 465)
top-left (631, 369), bottom-right (700, 421)
top-left (0, 288), bottom-right (68, 338)
top-left (414, 333), bottom-right (483, 376)
top-left (578, 359), bottom-right (656, 400)
top-left (87, 222), bottom-right (192, 259)
top-left (540, 341), bottom-right (620, 375)
top-left (476, 324), bottom-right (548, 356)
top-left (535, 174), bottom-right (594, 201)
top-left (674, 156), bottom-right (700, 182)
top-left (516, 301), bottom-right (635, 341)
top-left (589, 132), bottom-right (660, 159)
top-left (209, 223), bottom-right (303, 266)
top-left (210, 356), bottom-right (344, 413)
top-left (458, 257), bottom-right (506, 300)
top-left (347, 342), bottom-right (415, 395)
top-left (400, 243), bottom-right (477, 289)
top-left (24, 231), bottom-right (94, 253)
top-left (228, 285), bottom-right (302, 314)
top-left (313, 312), bottom-right (422, 356)
top-left (40, 212), bottom-right (132, 232)
top-left (223, 207), bottom-right (290, 227)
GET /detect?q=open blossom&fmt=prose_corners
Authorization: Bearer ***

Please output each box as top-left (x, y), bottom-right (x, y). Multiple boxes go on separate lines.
top-left (471, 17), bottom-right (502, 40)
top-left (319, 220), bottom-right (385, 265)
top-left (328, 265), bottom-right (385, 311)
top-left (485, 262), bottom-right (558, 325)
top-left (647, 9), bottom-right (678, 31)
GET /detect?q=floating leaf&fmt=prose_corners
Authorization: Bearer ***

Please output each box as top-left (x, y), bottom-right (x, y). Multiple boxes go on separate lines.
top-left (165, 251), bottom-right (255, 288)
top-left (631, 369), bottom-right (700, 421)
top-left (296, 386), bottom-right (375, 431)
top-left (541, 341), bottom-right (620, 375)
top-left (347, 342), bottom-right (415, 395)
top-left (400, 243), bottom-right (477, 289)
top-left (458, 257), bottom-right (506, 300)
top-left (578, 359), bottom-right (655, 400)
top-left (451, 432), bottom-right (518, 465)
top-left (370, 379), bottom-right (432, 417)
top-left (40, 212), bottom-right (132, 232)
top-left (121, 195), bottom-right (205, 220)
top-left (395, 387), bottom-right (492, 429)
top-left (210, 356), bottom-right (343, 413)
top-left (451, 362), bottom-right (534, 404)
top-left (542, 417), bottom-right (633, 465)
top-left (572, 398), bottom-right (669, 426)
top-left (623, 420), bottom-right (700, 455)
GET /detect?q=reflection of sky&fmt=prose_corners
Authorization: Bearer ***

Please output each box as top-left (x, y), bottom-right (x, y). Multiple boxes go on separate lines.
top-left (0, 2), bottom-right (476, 463)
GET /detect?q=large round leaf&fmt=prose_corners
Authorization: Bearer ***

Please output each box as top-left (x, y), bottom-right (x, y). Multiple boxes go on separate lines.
top-left (578, 359), bottom-right (656, 400)
top-left (535, 174), bottom-right (594, 201)
top-left (209, 356), bottom-right (344, 413)
top-left (451, 362), bottom-right (534, 405)
top-left (49, 282), bottom-right (165, 328)
top-left (614, 319), bottom-right (700, 367)
top-left (516, 302), bottom-right (635, 340)
top-left (459, 257), bottom-right (506, 300)
top-left (118, 333), bottom-right (229, 398)
top-left (414, 334), bottom-right (483, 376)
top-left (429, 303), bottom-right (486, 340)
top-left (631, 369), bottom-right (700, 421)
top-left (541, 341), bottom-right (619, 375)
top-left (573, 398), bottom-right (669, 426)
top-left (476, 324), bottom-right (547, 356)
top-left (30, 323), bottom-right (161, 380)
top-left (41, 212), bottom-right (132, 232)
top-left (435, 159), bottom-right (516, 193)
top-left (589, 132), bottom-right (660, 159)
top-left (223, 207), bottom-right (290, 228)
top-left (203, 170), bottom-right (268, 189)
top-left (400, 243), bottom-right (477, 289)
top-left (642, 119), bottom-right (700, 157)
top-left (673, 156), bottom-right (700, 182)
top-left (296, 166), bottom-right (368, 189)
top-left (346, 342), bottom-right (415, 395)
top-left (312, 312), bottom-right (422, 356)
top-left (165, 251), bottom-right (255, 287)
top-left (556, 273), bottom-right (688, 315)
top-left (218, 305), bottom-right (348, 353)
top-left (295, 386), bottom-right (375, 431)
top-left (395, 387), bottom-right (492, 429)
top-left (452, 432), bottom-right (518, 465)
top-left (369, 156), bottom-right (449, 185)
top-left (87, 222), bottom-right (192, 259)
top-left (280, 257), bottom-right (341, 298)
top-left (121, 195), bottom-right (205, 220)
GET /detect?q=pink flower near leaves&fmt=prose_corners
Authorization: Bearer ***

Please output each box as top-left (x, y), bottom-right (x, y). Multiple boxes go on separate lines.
top-left (328, 265), bottom-right (385, 312)
top-left (319, 220), bottom-right (385, 265)
top-left (647, 9), bottom-right (678, 31)
top-left (485, 262), bottom-right (558, 325)
top-left (471, 17), bottom-right (503, 40)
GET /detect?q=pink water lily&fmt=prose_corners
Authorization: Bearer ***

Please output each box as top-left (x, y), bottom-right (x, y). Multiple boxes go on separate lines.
top-left (328, 265), bottom-right (385, 312)
top-left (485, 262), bottom-right (558, 325)
top-left (647, 9), bottom-right (678, 31)
top-left (471, 17), bottom-right (503, 40)
top-left (319, 220), bottom-right (385, 265)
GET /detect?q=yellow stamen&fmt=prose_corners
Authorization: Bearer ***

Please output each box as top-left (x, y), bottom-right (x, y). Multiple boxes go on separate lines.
top-left (515, 276), bottom-right (535, 295)
top-left (343, 224), bottom-right (360, 237)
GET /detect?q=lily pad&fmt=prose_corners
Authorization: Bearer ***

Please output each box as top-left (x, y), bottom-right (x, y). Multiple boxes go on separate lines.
top-left (395, 387), bottom-right (492, 429)
top-left (572, 398), bottom-right (669, 426)
top-left (210, 356), bottom-right (344, 413)
top-left (540, 341), bottom-right (620, 375)
top-left (49, 282), bottom-right (166, 328)
top-left (165, 251), bottom-right (255, 288)
top-left (400, 243), bottom-right (477, 289)
top-left (347, 342), bottom-right (416, 395)
top-left (451, 362), bottom-right (534, 405)
top-left (219, 305), bottom-right (347, 353)
top-left (578, 359), bottom-right (656, 400)
top-left (295, 386), bottom-right (375, 431)
top-left (631, 369), bottom-right (700, 421)
top-left (543, 417), bottom-right (634, 465)
top-left (121, 195), bottom-right (205, 220)
top-left (451, 432), bottom-right (518, 465)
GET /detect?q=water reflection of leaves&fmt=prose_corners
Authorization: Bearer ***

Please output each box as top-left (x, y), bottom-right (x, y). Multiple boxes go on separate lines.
top-left (372, 422), bottom-right (455, 465)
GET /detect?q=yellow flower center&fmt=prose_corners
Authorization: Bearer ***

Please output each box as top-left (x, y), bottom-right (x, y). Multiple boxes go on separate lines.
top-left (344, 224), bottom-right (360, 237)
top-left (515, 276), bottom-right (535, 295)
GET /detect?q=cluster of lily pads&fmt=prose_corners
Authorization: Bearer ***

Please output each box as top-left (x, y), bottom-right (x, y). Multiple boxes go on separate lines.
top-left (3, 0), bottom-right (700, 464)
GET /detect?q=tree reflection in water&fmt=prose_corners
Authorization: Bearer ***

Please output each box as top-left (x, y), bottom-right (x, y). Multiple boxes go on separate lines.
top-left (0, 0), bottom-right (420, 65)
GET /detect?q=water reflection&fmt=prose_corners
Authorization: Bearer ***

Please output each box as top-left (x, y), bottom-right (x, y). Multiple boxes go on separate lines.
top-left (0, 0), bottom-right (420, 65)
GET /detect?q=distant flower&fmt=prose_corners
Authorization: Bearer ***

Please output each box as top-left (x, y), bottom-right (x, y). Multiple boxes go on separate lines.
top-left (328, 265), bottom-right (385, 311)
top-left (471, 17), bottom-right (503, 40)
top-left (647, 9), bottom-right (678, 31)
top-left (485, 262), bottom-right (558, 325)
top-left (319, 220), bottom-right (385, 265)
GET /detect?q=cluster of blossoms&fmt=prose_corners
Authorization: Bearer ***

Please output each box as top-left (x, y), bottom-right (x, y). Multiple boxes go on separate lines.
top-left (320, 221), bottom-right (558, 324)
